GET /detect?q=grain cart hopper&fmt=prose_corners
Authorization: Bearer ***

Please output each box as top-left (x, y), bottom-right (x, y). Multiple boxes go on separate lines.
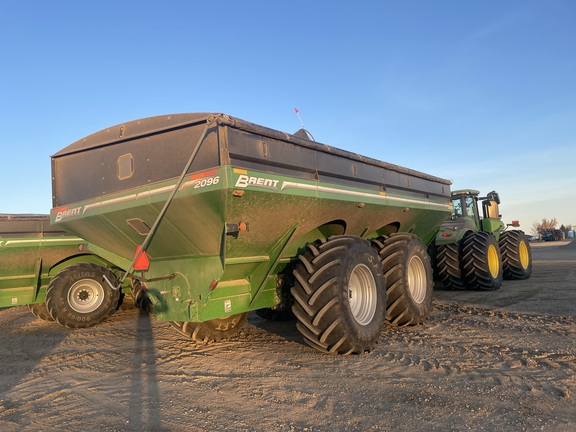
top-left (50, 113), bottom-right (453, 354)
top-left (0, 214), bottom-right (129, 327)
top-left (434, 189), bottom-right (532, 291)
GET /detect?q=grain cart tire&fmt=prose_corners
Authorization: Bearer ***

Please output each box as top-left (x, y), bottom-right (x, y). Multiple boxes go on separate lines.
top-left (372, 234), bottom-right (433, 326)
top-left (461, 232), bottom-right (503, 290)
top-left (500, 230), bottom-right (532, 280)
top-left (46, 263), bottom-right (121, 329)
top-left (291, 236), bottom-right (386, 355)
top-left (131, 280), bottom-right (154, 314)
top-left (435, 242), bottom-right (465, 290)
top-left (170, 313), bottom-right (248, 342)
top-left (27, 303), bottom-right (54, 322)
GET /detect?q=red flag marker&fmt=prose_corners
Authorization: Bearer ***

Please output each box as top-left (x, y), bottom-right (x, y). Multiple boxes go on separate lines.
top-left (295, 108), bottom-right (304, 127)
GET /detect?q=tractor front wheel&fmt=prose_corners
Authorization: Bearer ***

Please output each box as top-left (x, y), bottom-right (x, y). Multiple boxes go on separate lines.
top-left (461, 232), bottom-right (503, 290)
top-left (435, 242), bottom-right (465, 290)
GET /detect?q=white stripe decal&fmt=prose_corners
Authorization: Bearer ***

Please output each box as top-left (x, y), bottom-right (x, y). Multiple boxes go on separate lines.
top-left (78, 177), bottom-right (451, 215)
top-left (281, 181), bottom-right (452, 210)
top-left (83, 185), bottom-right (176, 214)
top-left (2, 237), bottom-right (83, 246)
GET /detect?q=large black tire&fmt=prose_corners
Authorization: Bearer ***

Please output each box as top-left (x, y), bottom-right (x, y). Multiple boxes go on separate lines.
top-left (27, 302), bottom-right (54, 322)
top-left (291, 235), bottom-right (386, 355)
top-left (372, 234), bottom-right (433, 327)
top-left (461, 232), bottom-right (503, 290)
top-left (170, 313), bottom-right (248, 342)
top-left (46, 263), bottom-right (121, 329)
top-left (500, 230), bottom-right (532, 280)
top-left (435, 242), bottom-right (465, 290)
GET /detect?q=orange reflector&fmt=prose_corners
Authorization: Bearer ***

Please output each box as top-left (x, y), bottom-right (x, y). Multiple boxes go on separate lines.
top-left (134, 245), bottom-right (150, 271)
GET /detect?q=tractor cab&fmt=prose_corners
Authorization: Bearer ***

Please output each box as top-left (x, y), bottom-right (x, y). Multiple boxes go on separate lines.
top-left (436, 189), bottom-right (506, 245)
top-left (453, 189), bottom-right (504, 236)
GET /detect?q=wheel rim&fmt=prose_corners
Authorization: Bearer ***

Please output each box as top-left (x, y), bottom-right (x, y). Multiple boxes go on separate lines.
top-left (519, 241), bottom-right (530, 269)
top-left (68, 279), bottom-right (105, 313)
top-left (487, 245), bottom-right (500, 278)
top-left (348, 263), bottom-right (378, 326)
top-left (407, 255), bottom-right (427, 304)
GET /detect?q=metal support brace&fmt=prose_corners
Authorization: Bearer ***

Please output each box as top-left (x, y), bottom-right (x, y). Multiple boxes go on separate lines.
top-left (116, 116), bottom-right (217, 288)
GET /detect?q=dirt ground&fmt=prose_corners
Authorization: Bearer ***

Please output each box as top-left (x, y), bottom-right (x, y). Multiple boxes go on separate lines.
top-left (1, 240), bottom-right (575, 432)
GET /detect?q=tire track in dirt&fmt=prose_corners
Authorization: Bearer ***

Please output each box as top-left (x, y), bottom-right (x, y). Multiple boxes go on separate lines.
top-left (367, 302), bottom-right (575, 398)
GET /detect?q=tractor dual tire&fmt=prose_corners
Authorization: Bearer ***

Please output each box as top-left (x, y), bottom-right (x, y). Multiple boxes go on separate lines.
top-left (435, 242), bottom-right (465, 290)
top-left (372, 233), bottom-right (434, 327)
top-left (46, 263), bottom-right (121, 329)
top-left (461, 232), bottom-right (503, 291)
top-left (27, 302), bottom-right (54, 322)
top-left (291, 235), bottom-right (386, 355)
top-left (500, 230), bottom-right (532, 280)
top-left (170, 313), bottom-right (248, 342)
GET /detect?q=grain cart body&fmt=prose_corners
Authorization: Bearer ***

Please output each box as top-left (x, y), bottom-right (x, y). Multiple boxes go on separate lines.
top-left (51, 113), bottom-right (453, 348)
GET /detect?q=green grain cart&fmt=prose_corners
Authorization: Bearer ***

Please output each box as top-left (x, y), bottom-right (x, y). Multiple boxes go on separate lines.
top-left (0, 214), bottom-right (128, 327)
top-left (50, 113), bottom-right (453, 354)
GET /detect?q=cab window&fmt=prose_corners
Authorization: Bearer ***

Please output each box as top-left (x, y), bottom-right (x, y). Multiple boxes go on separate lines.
top-left (465, 196), bottom-right (476, 218)
top-left (452, 197), bottom-right (463, 216)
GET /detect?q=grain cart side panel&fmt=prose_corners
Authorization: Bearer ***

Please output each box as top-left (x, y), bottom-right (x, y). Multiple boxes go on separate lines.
top-left (51, 113), bottom-right (452, 325)
top-left (0, 214), bottom-right (83, 307)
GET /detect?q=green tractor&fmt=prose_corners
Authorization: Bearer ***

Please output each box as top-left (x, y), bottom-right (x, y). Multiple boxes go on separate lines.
top-left (434, 189), bottom-right (532, 290)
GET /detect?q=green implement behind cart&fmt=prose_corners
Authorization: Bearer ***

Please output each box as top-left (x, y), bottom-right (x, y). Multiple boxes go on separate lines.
top-left (0, 214), bottom-right (129, 328)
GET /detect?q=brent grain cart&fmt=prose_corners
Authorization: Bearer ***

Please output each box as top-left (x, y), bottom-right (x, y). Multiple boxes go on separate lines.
top-left (50, 113), bottom-right (453, 354)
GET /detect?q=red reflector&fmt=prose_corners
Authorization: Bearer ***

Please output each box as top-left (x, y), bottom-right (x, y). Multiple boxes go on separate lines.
top-left (209, 279), bottom-right (219, 291)
top-left (133, 245), bottom-right (150, 271)
top-left (512, 220), bottom-right (520, 226)
top-left (442, 233), bottom-right (452, 238)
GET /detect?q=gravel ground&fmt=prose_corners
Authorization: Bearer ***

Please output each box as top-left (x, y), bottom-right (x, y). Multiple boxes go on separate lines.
top-left (0, 240), bottom-right (574, 431)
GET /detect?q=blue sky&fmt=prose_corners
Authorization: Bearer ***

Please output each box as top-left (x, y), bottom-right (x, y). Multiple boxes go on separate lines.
top-left (1, 1), bottom-right (575, 233)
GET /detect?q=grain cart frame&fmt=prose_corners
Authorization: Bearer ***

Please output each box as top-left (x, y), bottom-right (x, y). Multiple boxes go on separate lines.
top-left (51, 113), bottom-right (453, 354)
top-left (434, 189), bottom-right (532, 291)
top-left (0, 214), bottom-right (130, 328)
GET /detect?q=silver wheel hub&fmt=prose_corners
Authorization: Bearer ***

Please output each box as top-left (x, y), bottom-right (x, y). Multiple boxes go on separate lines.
top-left (68, 279), bottom-right (105, 313)
top-left (348, 263), bottom-right (378, 326)
top-left (407, 255), bottom-right (427, 304)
